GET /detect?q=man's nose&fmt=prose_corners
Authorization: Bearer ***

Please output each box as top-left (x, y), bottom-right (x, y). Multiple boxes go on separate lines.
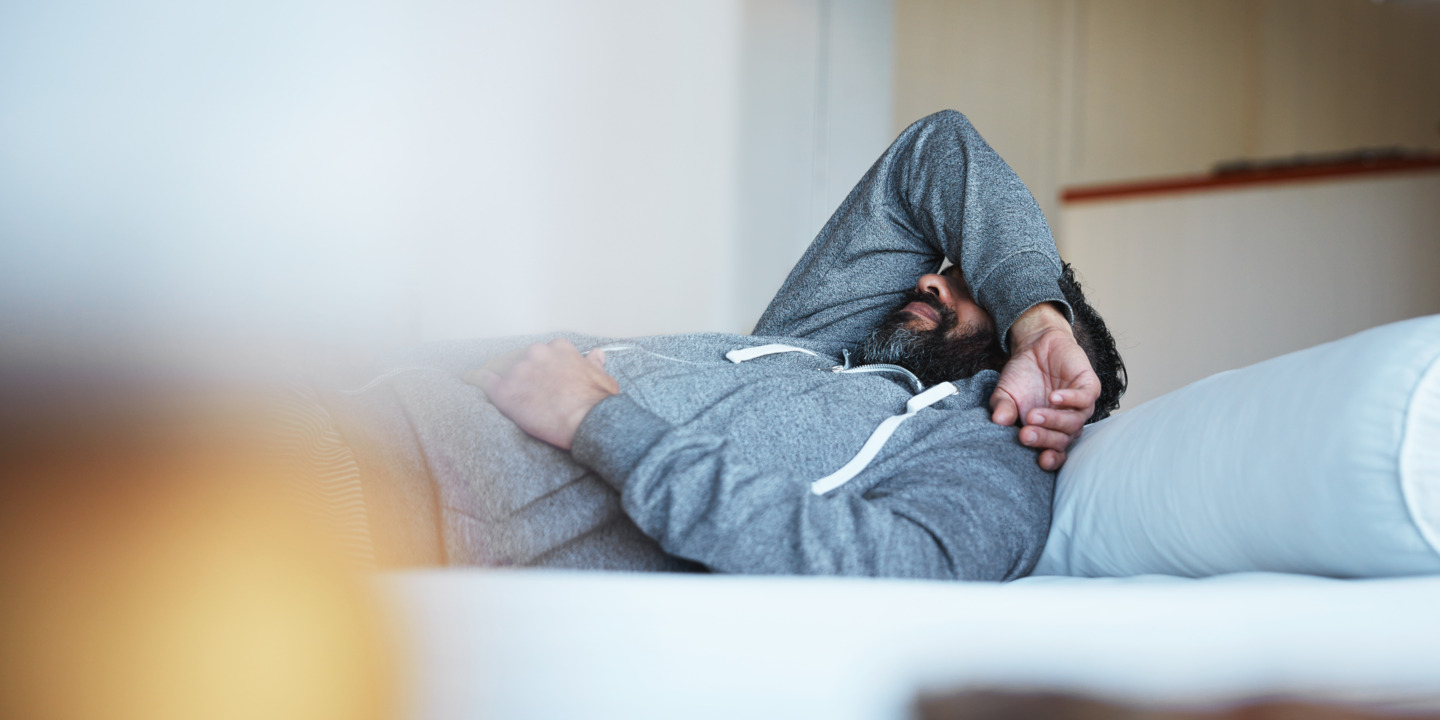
top-left (916, 273), bottom-right (953, 306)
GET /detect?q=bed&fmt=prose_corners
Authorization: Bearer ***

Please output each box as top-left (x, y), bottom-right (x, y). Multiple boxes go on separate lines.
top-left (382, 313), bottom-right (1440, 719)
top-left (384, 570), bottom-right (1440, 720)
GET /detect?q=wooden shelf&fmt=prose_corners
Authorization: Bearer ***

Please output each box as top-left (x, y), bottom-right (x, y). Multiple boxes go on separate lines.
top-left (1062, 155), bottom-right (1440, 204)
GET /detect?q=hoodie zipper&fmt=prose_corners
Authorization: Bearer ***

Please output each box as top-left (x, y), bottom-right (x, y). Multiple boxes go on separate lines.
top-left (829, 348), bottom-right (925, 393)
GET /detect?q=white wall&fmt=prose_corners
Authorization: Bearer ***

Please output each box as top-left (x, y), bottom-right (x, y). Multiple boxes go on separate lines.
top-left (0, 0), bottom-right (424, 348)
top-left (735, 0), bottom-right (894, 329)
top-left (1063, 171), bottom-right (1440, 407)
top-left (398, 1), bottom-right (744, 341)
top-left (0, 0), bottom-right (893, 360)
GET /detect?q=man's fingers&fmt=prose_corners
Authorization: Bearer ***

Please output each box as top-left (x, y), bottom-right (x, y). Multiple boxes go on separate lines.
top-left (588, 350), bottom-right (621, 394)
top-left (548, 338), bottom-right (580, 356)
top-left (1049, 382), bottom-right (1100, 409)
top-left (464, 367), bottom-right (501, 396)
top-left (989, 391), bottom-right (1019, 426)
top-left (1018, 425), bottom-right (1071, 455)
top-left (471, 342), bottom-right (550, 390)
top-left (1038, 449), bottom-right (1067, 472)
top-left (483, 347), bottom-right (526, 375)
top-left (1026, 407), bottom-right (1087, 438)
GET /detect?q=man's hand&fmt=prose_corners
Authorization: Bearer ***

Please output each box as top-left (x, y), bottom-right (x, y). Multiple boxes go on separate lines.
top-left (464, 339), bottom-right (619, 450)
top-left (990, 303), bottom-right (1100, 471)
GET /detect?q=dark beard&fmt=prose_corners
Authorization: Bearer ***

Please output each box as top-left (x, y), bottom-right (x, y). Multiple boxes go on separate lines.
top-left (856, 289), bottom-right (1007, 387)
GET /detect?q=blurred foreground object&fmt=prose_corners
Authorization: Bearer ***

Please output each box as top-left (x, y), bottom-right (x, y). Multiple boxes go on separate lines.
top-left (0, 371), bottom-right (398, 720)
top-left (916, 691), bottom-right (1440, 720)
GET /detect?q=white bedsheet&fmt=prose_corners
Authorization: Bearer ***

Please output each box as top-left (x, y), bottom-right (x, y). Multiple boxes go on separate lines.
top-left (382, 570), bottom-right (1440, 719)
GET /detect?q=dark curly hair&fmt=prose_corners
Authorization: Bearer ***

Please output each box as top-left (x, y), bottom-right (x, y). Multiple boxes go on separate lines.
top-left (1056, 262), bottom-right (1126, 422)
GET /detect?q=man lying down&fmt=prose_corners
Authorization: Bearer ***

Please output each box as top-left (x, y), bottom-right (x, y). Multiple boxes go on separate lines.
top-left (309, 110), bottom-right (1127, 580)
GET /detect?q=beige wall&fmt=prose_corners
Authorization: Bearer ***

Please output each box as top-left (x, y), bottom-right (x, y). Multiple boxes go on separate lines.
top-left (1255, 0), bottom-right (1440, 157)
top-left (895, 0), bottom-right (1069, 223)
top-left (1068, 0), bottom-right (1260, 186)
top-left (895, 0), bottom-right (1440, 239)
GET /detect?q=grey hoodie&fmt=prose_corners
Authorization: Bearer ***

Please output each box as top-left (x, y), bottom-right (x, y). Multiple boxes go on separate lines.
top-left (324, 110), bottom-right (1070, 581)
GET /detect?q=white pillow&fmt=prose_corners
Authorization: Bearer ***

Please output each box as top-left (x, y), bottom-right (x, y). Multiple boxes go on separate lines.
top-left (1034, 315), bottom-right (1440, 578)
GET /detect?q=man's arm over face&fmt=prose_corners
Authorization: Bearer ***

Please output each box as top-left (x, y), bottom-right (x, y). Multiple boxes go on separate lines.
top-left (753, 110), bottom-right (1070, 352)
top-left (755, 110), bottom-right (1099, 467)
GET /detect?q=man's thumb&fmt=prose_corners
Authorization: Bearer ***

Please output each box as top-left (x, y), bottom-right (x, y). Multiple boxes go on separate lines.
top-left (586, 348), bottom-right (606, 368)
top-left (989, 390), bottom-right (1019, 426)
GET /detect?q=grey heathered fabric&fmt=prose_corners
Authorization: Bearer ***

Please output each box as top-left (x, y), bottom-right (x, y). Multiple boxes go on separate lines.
top-left (753, 110), bottom-right (1071, 350)
top-left (327, 110), bottom-right (1069, 580)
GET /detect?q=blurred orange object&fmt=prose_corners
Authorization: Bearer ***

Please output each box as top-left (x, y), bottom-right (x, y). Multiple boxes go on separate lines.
top-left (0, 381), bottom-right (399, 720)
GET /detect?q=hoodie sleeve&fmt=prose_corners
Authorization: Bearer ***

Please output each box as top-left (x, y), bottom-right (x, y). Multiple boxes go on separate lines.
top-left (751, 110), bottom-right (1069, 352)
top-left (571, 394), bottom-right (1053, 580)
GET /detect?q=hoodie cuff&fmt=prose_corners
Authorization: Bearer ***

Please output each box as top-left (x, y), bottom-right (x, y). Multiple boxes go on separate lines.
top-left (974, 251), bottom-right (1072, 352)
top-left (571, 394), bottom-right (671, 493)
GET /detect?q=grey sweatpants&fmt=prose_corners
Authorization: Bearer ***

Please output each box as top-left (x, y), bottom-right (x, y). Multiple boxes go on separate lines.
top-left (316, 337), bottom-right (703, 572)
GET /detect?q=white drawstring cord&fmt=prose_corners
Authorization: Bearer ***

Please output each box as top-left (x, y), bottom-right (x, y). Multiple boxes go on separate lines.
top-left (723, 343), bottom-right (958, 496)
top-left (340, 367), bottom-right (434, 395)
top-left (809, 382), bottom-right (958, 495)
top-left (724, 344), bottom-right (821, 363)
